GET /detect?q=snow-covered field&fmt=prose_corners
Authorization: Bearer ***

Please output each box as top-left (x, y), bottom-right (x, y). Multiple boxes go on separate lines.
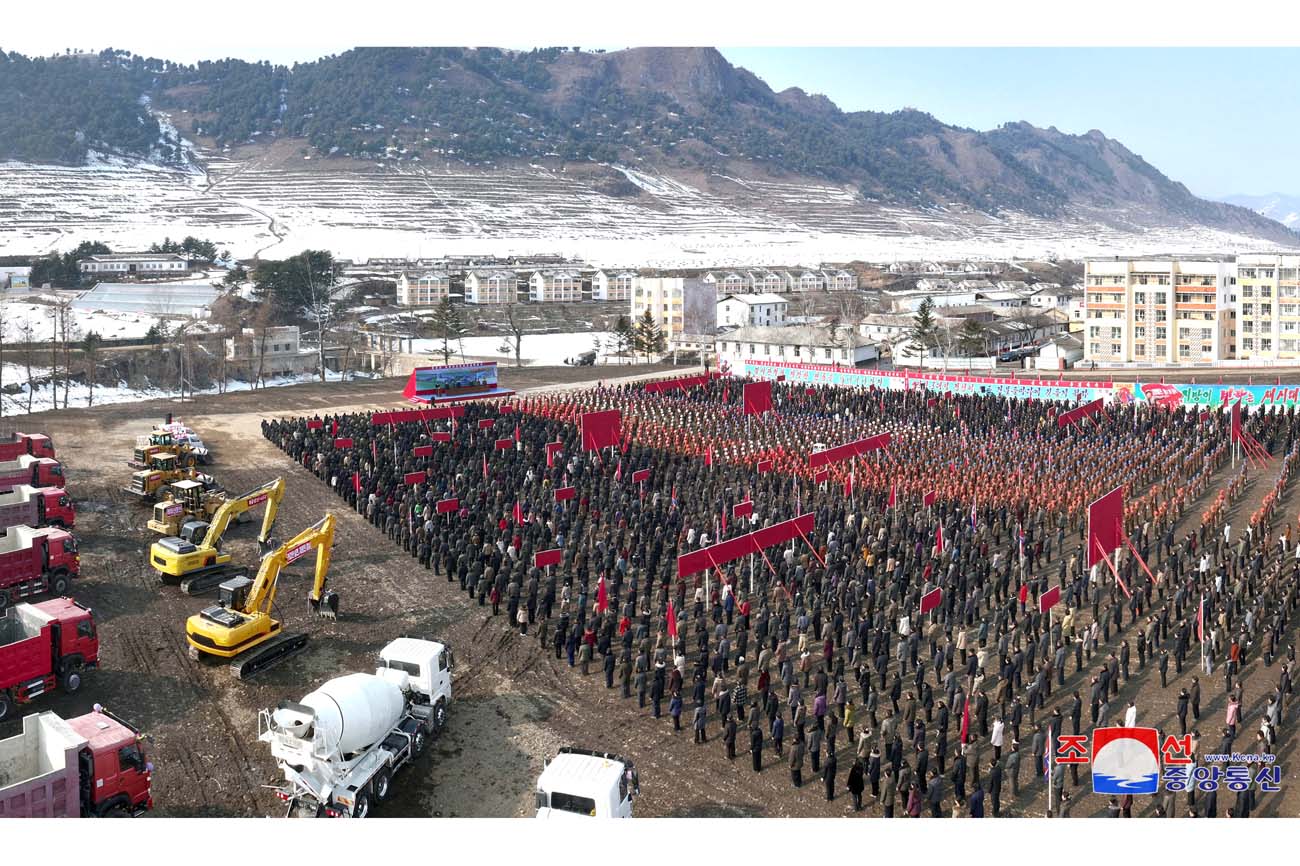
top-left (1, 151), bottom-right (1290, 267)
top-left (0, 297), bottom-right (186, 341)
top-left (410, 331), bottom-right (614, 365)
top-left (0, 362), bottom-right (377, 417)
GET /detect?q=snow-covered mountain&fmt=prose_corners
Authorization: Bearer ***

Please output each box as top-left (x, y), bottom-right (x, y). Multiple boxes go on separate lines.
top-left (1220, 194), bottom-right (1300, 231)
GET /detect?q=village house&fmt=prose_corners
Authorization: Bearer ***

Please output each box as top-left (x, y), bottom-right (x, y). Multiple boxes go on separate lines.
top-left (715, 324), bottom-right (878, 370)
top-left (717, 293), bottom-right (789, 329)
top-left (78, 252), bottom-right (190, 277)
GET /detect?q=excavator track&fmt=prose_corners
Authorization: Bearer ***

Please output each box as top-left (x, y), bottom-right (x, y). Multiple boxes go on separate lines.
top-left (230, 632), bottom-right (310, 680)
top-left (179, 566), bottom-right (249, 596)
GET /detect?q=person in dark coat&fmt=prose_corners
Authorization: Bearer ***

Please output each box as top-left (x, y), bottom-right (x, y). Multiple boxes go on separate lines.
top-left (750, 724), bottom-right (764, 772)
top-left (968, 782), bottom-right (985, 818)
top-left (987, 760), bottom-right (1004, 817)
top-left (847, 759), bottom-right (866, 811)
top-left (724, 717), bottom-right (738, 761)
top-left (867, 745), bottom-right (882, 798)
top-left (790, 733), bottom-right (806, 788)
top-left (822, 749), bottom-right (837, 800)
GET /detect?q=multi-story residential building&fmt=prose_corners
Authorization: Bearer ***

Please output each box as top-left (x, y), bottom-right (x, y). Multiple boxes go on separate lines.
top-left (631, 277), bottom-right (715, 348)
top-left (717, 293), bottom-right (788, 329)
top-left (396, 270), bottom-right (451, 306)
top-left (1083, 258), bottom-right (1235, 365)
top-left (702, 271), bottom-right (748, 294)
top-left (465, 270), bottom-right (519, 304)
top-left (528, 270), bottom-right (583, 302)
top-left (593, 270), bottom-right (637, 302)
top-left (1235, 253), bottom-right (1300, 361)
top-left (78, 252), bottom-right (190, 277)
top-left (795, 270), bottom-right (825, 292)
top-left (822, 269), bottom-right (858, 292)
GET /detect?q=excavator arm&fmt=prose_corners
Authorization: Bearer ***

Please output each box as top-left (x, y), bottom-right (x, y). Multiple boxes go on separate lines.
top-left (244, 513), bottom-right (337, 620)
top-left (204, 477), bottom-right (285, 551)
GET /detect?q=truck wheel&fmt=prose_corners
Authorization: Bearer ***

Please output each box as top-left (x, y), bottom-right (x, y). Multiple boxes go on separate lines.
top-left (352, 789), bottom-right (372, 818)
top-left (0, 589), bottom-right (8, 615)
top-left (0, 694), bottom-right (12, 722)
top-left (413, 730), bottom-right (428, 756)
top-left (433, 700), bottom-right (448, 732)
top-left (373, 769), bottom-right (393, 802)
top-left (49, 572), bottom-right (70, 597)
top-left (60, 666), bottom-right (83, 694)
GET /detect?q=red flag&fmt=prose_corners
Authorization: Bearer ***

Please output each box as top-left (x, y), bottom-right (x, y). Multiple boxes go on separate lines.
top-left (513, 501), bottom-right (523, 525)
top-left (514, 423), bottom-right (521, 443)
top-left (615, 460), bottom-right (623, 482)
top-left (667, 600), bottom-right (678, 639)
top-left (935, 524), bottom-right (944, 554)
top-left (482, 452), bottom-right (488, 479)
top-left (888, 483), bottom-right (897, 508)
top-left (844, 466), bottom-right (854, 498)
top-left (371, 439), bottom-right (377, 462)
top-left (959, 696), bottom-right (970, 744)
top-left (331, 419), bottom-right (338, 436)
top-left (1231, 401), bottom-right (1242, 443)
top-left (923, 490), bottom-right (937, 508)
top-left (352, 471), bottom-right (360, 494)
top-left (920, 587), bottom-right (942, 615)
top-left (721, 504), bottom-right (728, 534)
top-left (1197, 596), bottom-right (1205, 642)
top-left (597, 576), bottom-right (608, 613)
top-left (705, 446), bottom-right (713, 467)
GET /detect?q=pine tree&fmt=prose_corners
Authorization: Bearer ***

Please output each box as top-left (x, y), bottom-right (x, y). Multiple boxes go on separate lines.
top-left (957, 318), bottom-right (987, 357)
top-left (613, 314), bottom-right (635, 364)
top-left (634, 309), bottom-right (664, 363)
top-left (905, 297), bottom-right (938, 359)
top-left (428, 297), bottom-right (467, 365)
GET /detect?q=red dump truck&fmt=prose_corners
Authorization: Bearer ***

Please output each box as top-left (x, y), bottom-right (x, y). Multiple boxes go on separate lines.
top-left (0, 706), bottom-right (153, 817)
top-left (0, 598), bottom-right (99, 721)
top-left (0, 525), bottom-right (79, 609)
top-left (0, 455), bottom-right (65, 494)
top-left (0, 485), bottom-right (76, 533)
top-left (0, 433), bottom-right (55, 462)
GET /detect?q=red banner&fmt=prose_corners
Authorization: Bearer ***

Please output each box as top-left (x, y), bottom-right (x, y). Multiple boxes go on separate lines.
top-left (631, 468), bottom-right (650, 483)
top-left (920, 587), bottom-right (943, 615)
top-left (333, 437), bottom-right (354, 449)
top-left (643, 372), bottom-right (721, 393)
top-left (580, 409), bottom-right (622, 451)
top-left (307, 419), bottom-right (323, 430)
top-left (677, 512), bottom-right (814, 578)
top-left (757, 459), bottom-right (773, 474)
top-left (413, 445), bottom-right (434, 458)
top-left (494, 437), bottom-right (513, 451)
top-left (432, 432), bottom-right (452, 443)
top-left (403, 471), bottom-right (427, 486)
top-left (1039, 585), bottom-right (1062, 613)
top-left (1056, 398), bottom-right (1104, 428)
top-left (733, 500), bottom-right (753, 519)
top-left (808, 432), bottom-right (892, 468)
top-left (436, 497), bottom-right (459, 514)
top-left (371, 406), bottom-right (465, 425)
top-left (478, 418), bottom-right (495, 430)
top-left (535, 548), bottom-right (563, 568)
top-left (555, 486), bottom-right (576, 501)
top-left (1087, 485), bottom-right (1125, 568)
top-left (742, 380), bottom-right (774, 416)
top-left (923, 490), bottom-right (937, 507)
top-left (814, 468), bottom-right (829, 484)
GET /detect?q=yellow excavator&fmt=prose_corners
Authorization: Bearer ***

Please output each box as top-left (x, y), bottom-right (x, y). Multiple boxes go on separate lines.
top-left (150, 477), bottom-right (285, 595)
top-left (185, 513), bottom-right (337, 679)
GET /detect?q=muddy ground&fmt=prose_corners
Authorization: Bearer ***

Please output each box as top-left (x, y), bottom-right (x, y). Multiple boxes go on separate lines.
top-left (3, 364), bottom-right (1300, 818)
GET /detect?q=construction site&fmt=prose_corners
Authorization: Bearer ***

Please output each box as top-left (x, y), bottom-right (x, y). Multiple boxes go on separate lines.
top-left (3, 359), bottom-right (1300, 820)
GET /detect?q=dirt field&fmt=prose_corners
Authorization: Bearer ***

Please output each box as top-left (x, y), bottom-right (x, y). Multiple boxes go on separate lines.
top-left (3, 364), bottom-right (1300, 818)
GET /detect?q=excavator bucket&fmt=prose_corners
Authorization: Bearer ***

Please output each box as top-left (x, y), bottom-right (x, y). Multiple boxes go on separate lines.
top-left (310, 589), bottom-right (340, 620)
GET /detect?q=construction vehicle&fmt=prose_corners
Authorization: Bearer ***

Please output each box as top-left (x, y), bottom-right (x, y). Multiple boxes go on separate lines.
top-left (260, 636), bottom-right (453, 817)
top-left (185, 513), bottom-right (338, 679)
top-left (0, 706), bottom-right (153, 817)
top-left (0, 598), bottom-right (98, 721)
top-left (157, 421), bottom-right (212, 464)
top-left (0, 485), bottom-right (75, 533)
top-left (150, 476), bottom-right (284, 594)
top-left (0, 432), bottom-right (56, 462)
top-left (122, 453), bottom-right (218, 502)
top-left (0, 455), bottom-right (64, 494)
top-left (535, 748), bottom-right (638, 818)
top-left (130, 431), bottom-right (197, 469)
top-left (146, 479), bottom-right (249, 536)
top-left (0, 526), bottom-right (79, 610)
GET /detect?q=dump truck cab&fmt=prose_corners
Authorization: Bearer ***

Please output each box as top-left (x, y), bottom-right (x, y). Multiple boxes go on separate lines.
top-left (65, 707), bottom-right (154, 816)
top-left (534, 748), bottom-right (638, 818)
top-left (0, 433), bottom-right (55, 462)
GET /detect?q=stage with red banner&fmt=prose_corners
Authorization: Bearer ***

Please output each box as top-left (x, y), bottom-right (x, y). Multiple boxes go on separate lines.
top-left (402, 362), bottom-right (515, 404)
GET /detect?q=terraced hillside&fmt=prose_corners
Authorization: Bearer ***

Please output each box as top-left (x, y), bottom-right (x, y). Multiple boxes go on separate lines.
top-left (2, 145), bottom-right (1289, 266)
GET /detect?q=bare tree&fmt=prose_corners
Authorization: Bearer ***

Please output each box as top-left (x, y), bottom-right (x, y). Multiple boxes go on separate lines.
top-left (251, 303), bottom-right (274, 389)
top-left (503, 303), bottom-right (525, 367)
top-left (82, 331), bottom-right (102, 407)
top-left (56, 300), bottom-right (79, 409)
top-left (19, 315), bottom-right (37, 413)
top-left (300, 259), bottom-right (340, 383)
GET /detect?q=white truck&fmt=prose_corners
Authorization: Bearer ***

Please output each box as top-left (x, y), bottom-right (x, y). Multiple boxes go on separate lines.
top-left (259, 637), bottom-right (453, 818)
top-left (534, 748), bottom-right (638, 818)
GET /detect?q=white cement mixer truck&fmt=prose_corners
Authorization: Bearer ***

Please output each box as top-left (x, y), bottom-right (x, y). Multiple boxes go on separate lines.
top-left (258, 637), bottom-right (453, 817)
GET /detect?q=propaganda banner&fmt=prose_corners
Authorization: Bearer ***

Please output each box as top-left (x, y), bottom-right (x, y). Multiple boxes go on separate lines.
top-left (580, 409), bottom-right (622, 451)
top-left (1087, 485), bottom-right (1125, 568)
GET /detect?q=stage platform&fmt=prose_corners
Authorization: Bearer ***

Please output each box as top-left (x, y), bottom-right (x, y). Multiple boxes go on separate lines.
top-left (409, 386), bottom-right (515, 405)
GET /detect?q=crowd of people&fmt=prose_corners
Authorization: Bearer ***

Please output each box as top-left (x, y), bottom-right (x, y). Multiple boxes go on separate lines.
top-left (260, 376), bottom-right (1300, 817)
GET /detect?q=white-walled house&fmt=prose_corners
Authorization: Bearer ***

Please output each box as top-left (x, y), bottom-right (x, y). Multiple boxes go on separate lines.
top-left (78, 252), bottom-right (189, 277)
top-left (465, 270), bottom-right (519, 304)
top-left (396, 270), bottom-right (451, 306)
top-left (593, 270), bottom-right (637, 301)
top-left (715, 324), bottom-right (878, 369)
top-left (528, 270), bottom-right (583, 302)
top-left (717, 293), bottom-right (789, 328)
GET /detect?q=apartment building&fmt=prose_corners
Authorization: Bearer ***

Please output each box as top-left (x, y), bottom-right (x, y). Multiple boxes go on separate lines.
top-left (593, 270), bottom-right (637, 302)
top-left (464, 270), bottom-right (520, 304)
top-left (717, 293), bottom-right (788, 328)
top-left (396, 270), bottom-right (451, 306)
top-left (1235, 253), bottom-right (1300, 361)
top-left (631, 277), bottom-right (715, 348)
top-left (1083, 258), bottom-right (1235, 365)
top-left (528, 270), bottom-right (583, 302)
